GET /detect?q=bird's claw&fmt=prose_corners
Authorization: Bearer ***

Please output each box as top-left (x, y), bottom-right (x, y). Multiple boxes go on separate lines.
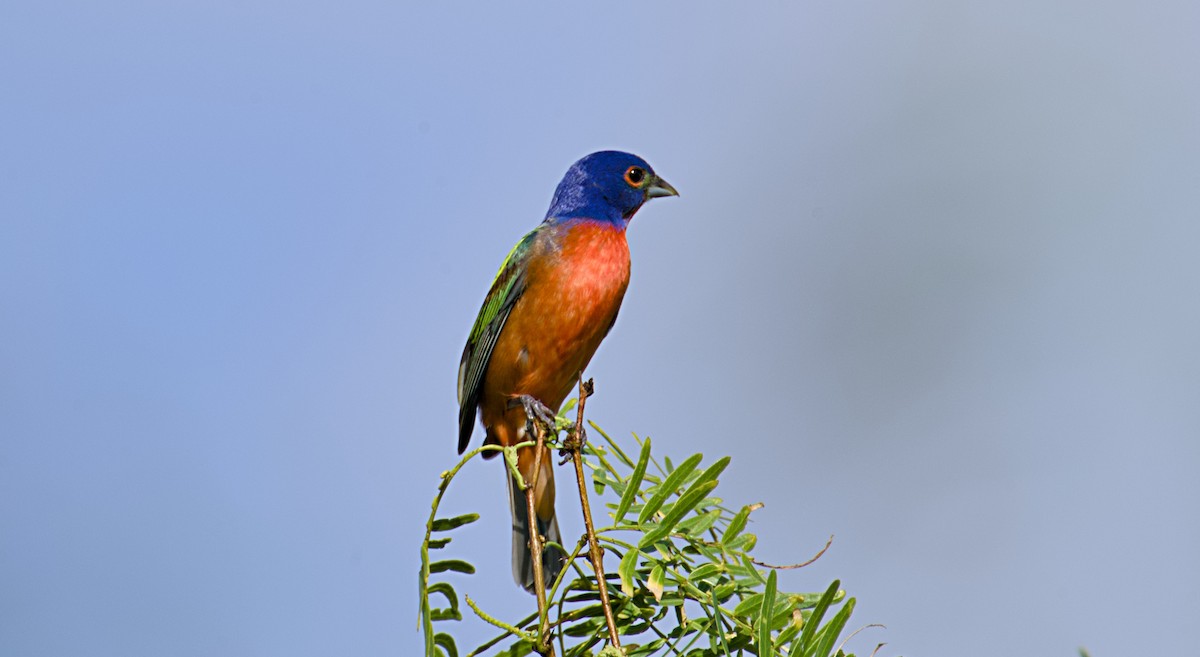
top-left (510, 395), bottom-right (558, 435)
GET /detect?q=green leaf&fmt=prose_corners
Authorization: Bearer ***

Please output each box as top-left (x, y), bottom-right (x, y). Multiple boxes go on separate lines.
top-left (757, 570), bottom-right (777, 656)
top-left (497, 638), bottom-right (535, 656)
top-left (795, 588), bottom-right (843, 609)
top-left (811, 596), bottom-right (855, 657)
top-left (426, 582), bottom-right (458, 615)
top-left (657, 591), bottom-right (686, 607)
top-left (638, 480), bottom-right (719, 548)
top-left (775, 607), bottom-right (805, 646)
top-left (427, 537), bottom-right (452, 549)
top-left (430, 513), bottom-right (479, 532)
top-left (637, 453), bottom-right (704, 525)
top-left (648, 456), bottom-right (728, 534)
top-left (727, 532), bottom-right (758, 552)
top-left (693, 456), bottom-right (731, 489)
top-left (590, 421), bottom-right (633, 468)
top-left (563, 617), bottom-right (607, 637)
top-left (796, 580), bottom-right (840, 655)
top-left (614, 437), bottom-right (652, 524)
top-left (626, 638), bottom-right (667, 656)
top-left (712, 582), bottom-right (737, 603)
top-left (503, 447), bottom-right (523, 488)
top-left (675, 508), bottom-right (721, 536)
top-left (433, 633), bottom-right (458, 657)
top-left (734, 592), bottom-right (765, 618)
top-left (739, 554), bottom-right (766, 586)
top-left (428, 559), bottom-right (475, 574)
top-left (722, 503), bottom-right (760, 545)
top-left (430, 608), bottom-right (462, 621)
top-left (769, 603), bottom-right (797, 631)
top-left (688, 563), bottom-right (725, 583)
top-left (647, 563), bottom-right (665, 602)
top-left (592, 468), bottom-right (625, 497)
top-left (618, 548), bottom-right (641, 596)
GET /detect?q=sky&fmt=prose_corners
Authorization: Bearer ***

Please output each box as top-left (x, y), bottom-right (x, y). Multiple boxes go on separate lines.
top-left (2, 2), bottom-right (1198, 655)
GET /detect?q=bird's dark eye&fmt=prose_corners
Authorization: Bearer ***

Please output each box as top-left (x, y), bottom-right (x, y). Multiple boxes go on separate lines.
top-left (624, 166), bottom-right (646, 188)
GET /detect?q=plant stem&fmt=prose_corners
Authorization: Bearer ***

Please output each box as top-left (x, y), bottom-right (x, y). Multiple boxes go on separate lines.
top-left (567, 377), bottom-right (622, 650)
top-left (525, 416), bottom-right (554, 655)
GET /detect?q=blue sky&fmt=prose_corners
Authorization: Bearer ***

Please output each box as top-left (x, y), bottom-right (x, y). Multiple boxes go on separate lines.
top-left (2, 2), bottom-right (1198, 655)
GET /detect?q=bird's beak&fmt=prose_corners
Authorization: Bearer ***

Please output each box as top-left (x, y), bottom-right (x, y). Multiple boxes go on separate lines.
top-left (646, 176), bottom-right (679, 199)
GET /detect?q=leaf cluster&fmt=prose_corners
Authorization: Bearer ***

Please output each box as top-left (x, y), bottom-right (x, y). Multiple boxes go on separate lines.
top-left (419, 416), bottom-right (863, 657)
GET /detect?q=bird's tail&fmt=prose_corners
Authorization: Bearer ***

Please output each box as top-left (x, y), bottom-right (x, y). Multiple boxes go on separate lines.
top-left (507, 471), bottom-right (565, 593)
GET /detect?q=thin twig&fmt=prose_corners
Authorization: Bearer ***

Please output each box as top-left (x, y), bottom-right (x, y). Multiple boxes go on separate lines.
top-left (566, 377), bottom-right (622, 649)
top-left (750, 534), bottom-right (834, 570)
top-left (837, 623), bottom-right (887, 655)
top-left (420, 441), bottom-right (534, 656)
top-left (465, 595), bottom-right (537, 641)
top-left (525, 414), bottom-right (553, 655)
top-left (466, 610), bottom-right (540, 657)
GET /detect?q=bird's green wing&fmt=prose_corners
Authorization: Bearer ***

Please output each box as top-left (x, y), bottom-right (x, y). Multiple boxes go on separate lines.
top-left (457, 229), bottom-right (537, 453)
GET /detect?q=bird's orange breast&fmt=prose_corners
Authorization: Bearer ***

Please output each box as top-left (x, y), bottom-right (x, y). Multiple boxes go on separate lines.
top-left (481, 221), bottom-right (631, 449)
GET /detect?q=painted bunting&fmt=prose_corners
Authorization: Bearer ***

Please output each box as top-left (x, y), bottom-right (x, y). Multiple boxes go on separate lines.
top-left (457, 151), bottom-right (677, 591)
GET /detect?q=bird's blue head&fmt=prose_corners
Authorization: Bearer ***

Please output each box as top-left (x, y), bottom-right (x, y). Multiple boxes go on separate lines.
top-left (544, 151), bottom-right (678, 227)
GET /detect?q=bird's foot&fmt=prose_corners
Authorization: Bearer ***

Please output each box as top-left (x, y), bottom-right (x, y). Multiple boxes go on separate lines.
top-left (510, 395), bottom-right (558, 437)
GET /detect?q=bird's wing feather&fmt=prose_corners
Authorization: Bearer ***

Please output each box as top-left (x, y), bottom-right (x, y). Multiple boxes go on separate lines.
top-left (457, 229), bottom-right (537, 452)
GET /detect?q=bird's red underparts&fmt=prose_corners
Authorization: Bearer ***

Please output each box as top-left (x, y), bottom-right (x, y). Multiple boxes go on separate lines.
top-left (480, 219), bottom-right (631, 521)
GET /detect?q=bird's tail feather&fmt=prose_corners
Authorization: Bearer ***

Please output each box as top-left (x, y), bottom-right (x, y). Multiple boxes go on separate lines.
top-left (507, 473), bottom-right (564, 593)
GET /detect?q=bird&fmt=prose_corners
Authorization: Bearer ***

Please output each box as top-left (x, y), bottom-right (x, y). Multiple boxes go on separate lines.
top-left (457, 151), bottom-right (678, 592)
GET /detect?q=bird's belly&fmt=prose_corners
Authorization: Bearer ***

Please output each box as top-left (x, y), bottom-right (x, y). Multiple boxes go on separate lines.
top-left (486, 224), bottom-right (631, 413)
top-left (499, 273), bottom-right (627, 408)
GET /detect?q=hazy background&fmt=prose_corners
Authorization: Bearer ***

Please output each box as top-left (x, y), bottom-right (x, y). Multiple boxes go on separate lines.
top-left (3, 2), bottom-right (1197, 655)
